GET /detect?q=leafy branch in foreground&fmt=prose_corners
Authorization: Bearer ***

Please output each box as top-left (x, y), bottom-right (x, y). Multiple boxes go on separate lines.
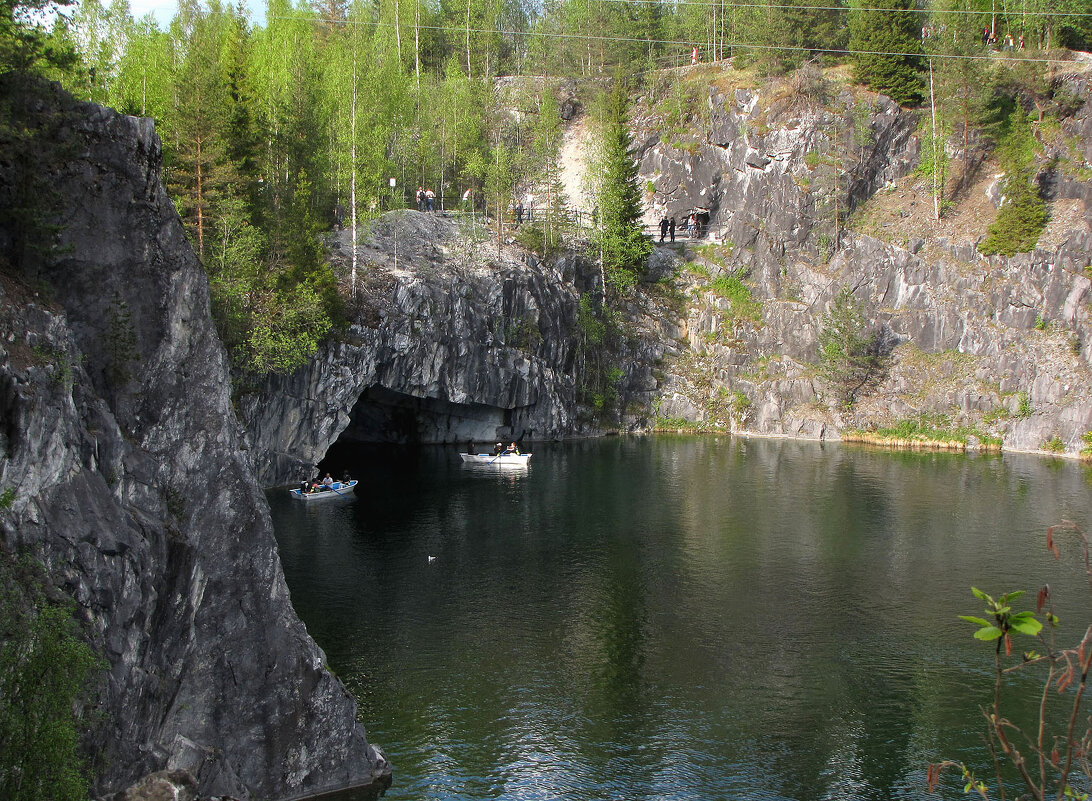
top-left (928, 521), bottom-right (1092, 801)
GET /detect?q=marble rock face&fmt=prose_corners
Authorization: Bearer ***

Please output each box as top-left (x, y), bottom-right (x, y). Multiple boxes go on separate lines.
top-left (0, 81), bottom-right (389, 800)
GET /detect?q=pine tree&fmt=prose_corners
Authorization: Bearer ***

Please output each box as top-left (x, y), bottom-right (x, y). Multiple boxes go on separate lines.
top-left (978, 168), bottom-right (1047, 257)
top-left (168, 9), bottom-right (234, 260)
top-left (848, 0), bottom-right (924, 105)
top-left (979, 106), bottom-right (1047, 257)
top-left (818, 286), bottom-right (887, 410)
top-left (593, 81), bottom-right (650, 296)
top-left (0, 0), bottom-right (76, 76)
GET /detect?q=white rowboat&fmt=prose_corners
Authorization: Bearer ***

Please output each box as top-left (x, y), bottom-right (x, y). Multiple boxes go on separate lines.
top-left (459, 452), bottom-right (531, 466)
top-left (289, 480), bottom-right (358, 500)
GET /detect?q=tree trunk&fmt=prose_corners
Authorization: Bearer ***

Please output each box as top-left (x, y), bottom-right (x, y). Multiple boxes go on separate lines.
top-left (466, 0), bottom-right (472, 78)
top-left (929, 59), bottom-right (940, 221)
top-left (195, 135), bottom-right (205, 259)
top-left (394, 0), bottom-right (402, 71)
top-left (350, 52), bottom-right (358, 300)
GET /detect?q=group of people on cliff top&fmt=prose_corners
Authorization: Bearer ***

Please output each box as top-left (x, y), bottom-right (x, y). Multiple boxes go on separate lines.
top-left (658, 213), bottom-right (702, 242)
top-left (415, 187), bottom-right (436, 212)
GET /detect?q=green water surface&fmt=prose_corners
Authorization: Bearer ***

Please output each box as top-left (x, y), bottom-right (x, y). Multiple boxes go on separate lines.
top-left (268, 436), bottom-right (1092, 801)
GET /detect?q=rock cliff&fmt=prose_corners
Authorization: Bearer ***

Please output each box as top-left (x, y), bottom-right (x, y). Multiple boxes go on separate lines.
top-left (239, 212), bottom-right (597, 487)
top-left (631, 66), bottom-right (1092, 454)
top-left (242, 65), bottom-right (1092, 486)
top-left (0, 80), bottom-right (389, 799)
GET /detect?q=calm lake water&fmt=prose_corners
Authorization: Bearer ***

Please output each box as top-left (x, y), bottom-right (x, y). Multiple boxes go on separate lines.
top-left (268, 436), bottom-right (1092, 801)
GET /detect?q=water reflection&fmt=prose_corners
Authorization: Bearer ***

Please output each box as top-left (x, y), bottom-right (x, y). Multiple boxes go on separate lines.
top-left (268, 438), bottom-right (1091, 801)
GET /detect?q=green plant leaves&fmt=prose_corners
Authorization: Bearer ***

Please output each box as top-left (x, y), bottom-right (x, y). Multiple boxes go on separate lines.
top-left (962, 587), bottom-right (1042, 644)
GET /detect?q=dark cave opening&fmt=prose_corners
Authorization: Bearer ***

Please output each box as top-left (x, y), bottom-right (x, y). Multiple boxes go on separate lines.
top-left (335, 385), bottom-right (516, 446)
top-left (315, 386), bottom-right (537, 479)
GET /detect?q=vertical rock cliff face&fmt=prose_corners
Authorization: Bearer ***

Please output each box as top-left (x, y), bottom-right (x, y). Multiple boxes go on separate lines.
top-left (637, 80), bottom-right (919, 262)
top-left (240, 213), bottom-right (596, 487)
top-left (628, 73), bottom-right (1092, 454)
top-left (0, 83), bottom-right (388, 799)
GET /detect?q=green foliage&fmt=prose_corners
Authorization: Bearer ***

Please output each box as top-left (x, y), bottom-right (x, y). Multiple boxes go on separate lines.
top-left (817, 286), bottom-right (888, 410)
top-left (0, 553), bottom-right (102, 801)
top-left (239, 281), bottom-right (332, 375)
top-left (1043, 435), bottom-right (1065, 454)
top-left (978, 168), bottom-right (1048, 257)
top-left (103, 290), bottom-right (138, 390)
top-left (514, 224), bottom-right (565, 261)
top-left (915, 116), bottom-right (950, 199)
top-left (0, 0), bottom-right (76, 77)
top-left (1081, 431), bottom-right (1092, 459)
top-left (847, 0), bottom-right (923, 105)
top-left (1016, 390), bottom-right (1034, 419)
top-left (0, 488), bottom-right (14, 509)
top-left (931, 525), bottom-right (1092, 801)
top-left (729, 390), bottom-right (751, 421)
top-left (959, 587), bottom-right (1043, 643)
top-left (979, 108), bottom-right (1047, 258)
top-left (708, 272), bottom-right (762, 323)
top-left (506, 313), bottom-right (542, 354)
top-left (574, 294), bottom-right (626, 421)
top-left (0, 73), bottom-right (80, 282)
top-left (850, 413), bottom-right (1002, 448)
top-left (592, 81), bottom-right (652, 296)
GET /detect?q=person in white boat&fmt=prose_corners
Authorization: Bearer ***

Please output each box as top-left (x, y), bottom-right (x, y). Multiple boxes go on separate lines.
top-left (493, 442), bottom-right (505, 455)
top-left (321, 473), bottom-right (334, 489)
top-left (506, 442), bottom-right (520, 455)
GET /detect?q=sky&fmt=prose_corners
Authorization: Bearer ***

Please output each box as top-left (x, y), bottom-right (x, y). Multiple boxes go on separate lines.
top-left (123, 0), bottom-right (267, 27)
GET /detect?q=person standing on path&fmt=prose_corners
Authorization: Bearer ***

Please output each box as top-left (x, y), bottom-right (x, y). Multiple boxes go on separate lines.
top-left (659, 216), bottom-right (668, 242)
top-left (669, 216), bottom-right (676, 242)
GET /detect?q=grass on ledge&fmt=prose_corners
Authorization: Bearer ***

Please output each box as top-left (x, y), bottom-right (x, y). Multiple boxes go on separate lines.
top-left (652, 416), bottom-right (725, 433)
top-left (844, 414), bottom-right (1003, 451)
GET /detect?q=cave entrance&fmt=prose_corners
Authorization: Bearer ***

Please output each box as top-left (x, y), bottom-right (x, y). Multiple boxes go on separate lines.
top-left (686, 207), bottom-right (711, 239)
top-left (335, 385), bottom-right (510, 446)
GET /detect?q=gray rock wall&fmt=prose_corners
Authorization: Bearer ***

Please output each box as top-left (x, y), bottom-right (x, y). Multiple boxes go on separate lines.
top-left (627, 75), bottom-right (1092, 456)
top-left (0, 83), bottom-right (388, 799)
top-left (638, 83), bottom-right (918, 263)
top-left (240, 214), bottom-right (594, 487)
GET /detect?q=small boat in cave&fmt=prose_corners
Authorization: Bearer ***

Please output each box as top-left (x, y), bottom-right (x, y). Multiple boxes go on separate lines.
top-left (289, 480), bottom-right (358, 500)
top-left (459, 452), bottom-right (532, 466)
